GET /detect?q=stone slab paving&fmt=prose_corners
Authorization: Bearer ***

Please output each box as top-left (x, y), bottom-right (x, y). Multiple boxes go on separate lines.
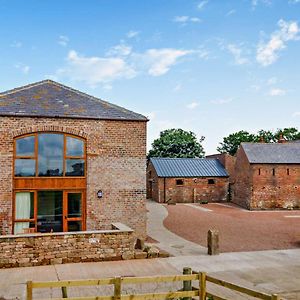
top-left (0, 250), bottom-right (299, 299)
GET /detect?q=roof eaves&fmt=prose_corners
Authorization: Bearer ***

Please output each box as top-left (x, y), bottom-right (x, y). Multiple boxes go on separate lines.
top-left (0, 112), bottom-right (148, 122)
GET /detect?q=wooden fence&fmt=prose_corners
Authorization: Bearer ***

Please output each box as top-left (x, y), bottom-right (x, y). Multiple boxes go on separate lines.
top-left (26, 268), bottom-right (280, 300)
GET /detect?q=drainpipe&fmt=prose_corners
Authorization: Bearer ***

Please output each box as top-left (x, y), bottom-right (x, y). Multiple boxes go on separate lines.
top-left (164, 177), bottom-right (166, 203)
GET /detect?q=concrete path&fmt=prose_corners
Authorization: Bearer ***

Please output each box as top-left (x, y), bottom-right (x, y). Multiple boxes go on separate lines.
top-left (1, 249), bottom-right (300, 299)
top-left (146, 200), bottom-right (207, 256)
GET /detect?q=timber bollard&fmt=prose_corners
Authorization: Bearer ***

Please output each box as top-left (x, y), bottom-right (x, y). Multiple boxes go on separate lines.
top-left (62, 286), bottom-right (68, 298)
top-left (183, 267), bottom-right (192, 300)
top-left (207, 229), bottom-right (219, 255)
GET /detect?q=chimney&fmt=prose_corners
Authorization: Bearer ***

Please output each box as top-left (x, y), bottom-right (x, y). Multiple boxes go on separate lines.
top-left (278, 134), bottom-right (286, 143)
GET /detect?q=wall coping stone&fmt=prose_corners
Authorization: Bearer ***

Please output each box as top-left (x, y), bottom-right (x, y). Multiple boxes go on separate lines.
top-left (0, 222), bottom-right (133, 240)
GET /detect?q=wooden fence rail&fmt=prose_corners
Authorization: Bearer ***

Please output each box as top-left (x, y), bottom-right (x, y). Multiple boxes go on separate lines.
top-left (26, 268), bottom-right (280, 300)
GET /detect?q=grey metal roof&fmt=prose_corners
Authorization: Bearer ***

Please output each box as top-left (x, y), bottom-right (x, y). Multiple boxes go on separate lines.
top-left (0, 80), bottom-right (147, 121)
top-left (241, 142), bottom-right (300, 164)
top-left (150, 157), bottom-right (228, 177)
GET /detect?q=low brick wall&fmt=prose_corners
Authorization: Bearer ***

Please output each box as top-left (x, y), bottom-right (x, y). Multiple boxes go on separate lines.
top-left (0, 223), bottom-right (135, 268)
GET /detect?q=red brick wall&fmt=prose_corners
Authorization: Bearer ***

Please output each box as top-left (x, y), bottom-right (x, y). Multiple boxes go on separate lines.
top-left (251, 164), bottom-right (300, 209)
top-left (0, 116), bottom-right (147, 239)
top-left (206, 154), bottom-right (236, 182)
top-left (232, 145), bottom-right (300, 210)
top-left (146, 162), bottom-right (228, 203)
top-left (231, 147), bottom-right (252, 209)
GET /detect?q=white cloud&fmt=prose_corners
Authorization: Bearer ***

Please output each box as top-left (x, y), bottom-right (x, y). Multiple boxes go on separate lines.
top-left (250, 84), bottom-right (261, 92)
top-left (58, 50), bottom-right (136, 86)
top-left (57, 45), bottom-right (200, 86)
top-left (173, 83), bottom-right (182, 92)
top-left (292, 111), bottom-right (300, 117)
top-left (58, 35), bottom-right (69, 47)
top-left (173, 16), bottom-right (201, 24)
top-left (127, 30), bottom-right (140, 38)
top-left (103, 84), bottom-right (113, 90)
top-left (226, 9), bottom-right (236, 16)
top-left (10, 41), bottom-right (22, 48)
top-left (267, 77), bottom-right (278, 85)
top-left (251, 0), bottom-right (272, 8)
top-left (211, 98), bottom-right (233, 104)
top-left (144, 48), bottom-right (191, 76)
top-left (107, 42), bottom-right (132, 56)
top-left (144, 112), bottom-right (156, 120)
top-left (44, 74), bottom-right (58, 81)
top-left (289, 0), bottom-right (300, 3)
top-left (187, 101), bottom-right (199, 109)
top-left (198, 1), bottom-right (209, 10)
top-left (256, 19), bottom-right (299, 66)
top-left (190, 17), bottom-right (202, 23)
top-left (227, 44), bottom-right (249, 65)
top-left (269, 88), bottom-right (286, 96)
top-left (14, 63), bottom-right (30, 74)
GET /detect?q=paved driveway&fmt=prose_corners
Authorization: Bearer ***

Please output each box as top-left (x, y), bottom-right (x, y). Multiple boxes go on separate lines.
top-left (163, 202), bottom-right (300, 252)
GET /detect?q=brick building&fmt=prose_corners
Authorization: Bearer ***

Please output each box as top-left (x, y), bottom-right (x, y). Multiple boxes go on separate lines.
top-left (147, 157), bottom-right (229, 203)
top-left (0, 80), bottom-right (147, 239)
top-left (232, 142), bottom-right (300, 209)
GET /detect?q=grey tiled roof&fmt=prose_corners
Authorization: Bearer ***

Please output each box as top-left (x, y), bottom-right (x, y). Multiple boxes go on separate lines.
top-left (0, 80), bottom-right (147, 121)
top-left (242, 142), bottom-right (300, 164)
top-left (150, 157), bottom-right (228, 177)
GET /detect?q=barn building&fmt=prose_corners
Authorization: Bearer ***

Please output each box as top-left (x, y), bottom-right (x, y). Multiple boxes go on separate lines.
top-left (0, 80), bottom-right (147, 267)
top-left (147, 157), bottom-right (229, 203)
top-left (232, 142), bottom-right (300, 209)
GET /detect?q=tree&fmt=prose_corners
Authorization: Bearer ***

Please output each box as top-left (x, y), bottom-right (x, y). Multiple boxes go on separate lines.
top-left (274, 127), bottom-right (300, 141)
top-left (148, 128), bottom-right (205, 158)
top-left (217, 130), bottom-right (256, 156)
top-left (217, 127), bottom-right (300, 156)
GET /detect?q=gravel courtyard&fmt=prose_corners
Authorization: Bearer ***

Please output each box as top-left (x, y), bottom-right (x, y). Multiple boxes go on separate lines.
top-left (163, 203), bottom-right (300, 253)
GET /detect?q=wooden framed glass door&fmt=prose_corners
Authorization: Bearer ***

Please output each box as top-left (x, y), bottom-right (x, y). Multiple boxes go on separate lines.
top-left (63, 191), bottom-right (85, 232)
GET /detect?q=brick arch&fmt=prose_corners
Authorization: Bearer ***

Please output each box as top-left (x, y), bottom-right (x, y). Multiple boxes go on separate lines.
top-left (12, 125), bottom-right (88, 139)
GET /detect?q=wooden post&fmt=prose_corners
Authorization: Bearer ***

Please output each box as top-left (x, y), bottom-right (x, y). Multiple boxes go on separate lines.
top-left (200, 272), bottom-right (206, 300)
top-left (183, 267), bottom-right (192, 300)
top-left (62, 286), bottom-right (68, 298)
top-left (207, 229), bottom-right (219, 255)
top-left (26, 281), bottom-right (33, 300)
top-left (271, 294), bottom-right (279, 300)
top-left (114, 277), bottom-right (122, 300)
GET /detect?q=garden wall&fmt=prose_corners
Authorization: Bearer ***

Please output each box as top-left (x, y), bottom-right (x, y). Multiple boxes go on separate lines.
top-left (0, 223), bottom-right (134, 268)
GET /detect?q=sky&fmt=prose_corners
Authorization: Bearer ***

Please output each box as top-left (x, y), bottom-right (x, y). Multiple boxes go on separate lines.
top-left (0, 0), bottom-right (299, 155)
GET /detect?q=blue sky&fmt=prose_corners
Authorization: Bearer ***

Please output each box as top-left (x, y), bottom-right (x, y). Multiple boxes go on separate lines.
top-left (1, 0), bottom-right (299, 154)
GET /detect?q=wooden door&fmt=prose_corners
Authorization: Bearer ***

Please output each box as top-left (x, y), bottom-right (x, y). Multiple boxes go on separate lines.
top-left (63, 190), bottom-right (85, 232)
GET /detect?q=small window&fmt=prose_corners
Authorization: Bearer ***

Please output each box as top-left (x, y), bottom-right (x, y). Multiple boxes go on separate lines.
top-left (258, 168), bottom-right (261, 175)
top-left (272, 169), bottom-right (275, 176)
top-left (208, 179), bottom-right (215, 185)
top-left (287, 169), bottom-right (290, 176)
top-left (176, 179), bottom-right (184, 185)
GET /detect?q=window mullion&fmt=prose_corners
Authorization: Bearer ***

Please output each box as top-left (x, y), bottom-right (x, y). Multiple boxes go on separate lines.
top-left (35, 133), bottom-right (38, 177)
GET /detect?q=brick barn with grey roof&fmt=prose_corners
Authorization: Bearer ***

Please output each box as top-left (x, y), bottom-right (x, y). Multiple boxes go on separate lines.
top-left (0, 80), bottom-right (147, 240)
top-left (232, 142), bottom-right (300, 209)
top-left (147, 157), bottom-right (229, 203)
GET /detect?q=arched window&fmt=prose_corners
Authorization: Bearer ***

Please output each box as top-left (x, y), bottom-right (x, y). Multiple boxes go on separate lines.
top-left (14, 133), bottom-right (85, 177)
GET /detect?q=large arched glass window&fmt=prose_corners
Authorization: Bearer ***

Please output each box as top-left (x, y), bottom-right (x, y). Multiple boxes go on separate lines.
top-left (14, 133), bottom-right (85, 177)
